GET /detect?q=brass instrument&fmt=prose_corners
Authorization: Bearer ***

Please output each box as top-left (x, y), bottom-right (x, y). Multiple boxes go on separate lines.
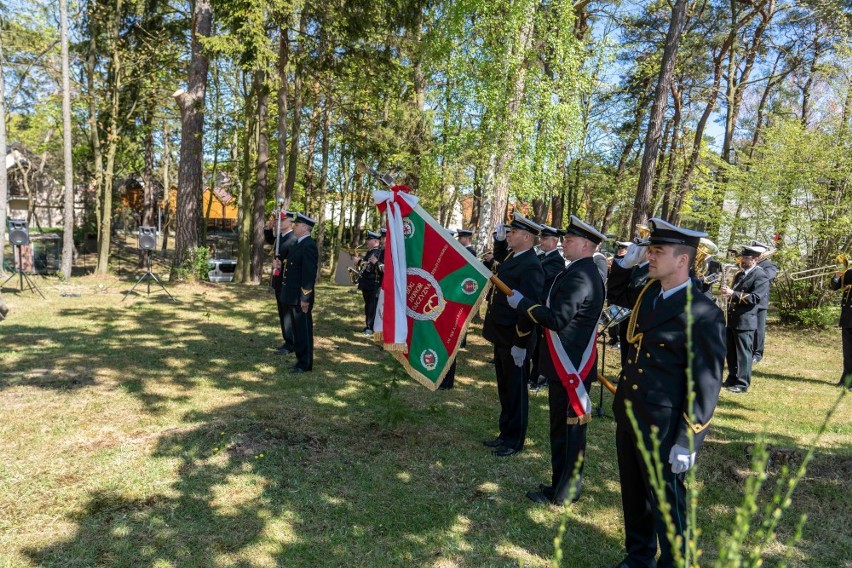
top-left (694, 237), bottom-right (719, 278)
top-left (718, 262), bottom-right (740, 321)
top-left (634, 223), bottom-right (651, 244)
top-left (788, 254), bottom-right (849, 281)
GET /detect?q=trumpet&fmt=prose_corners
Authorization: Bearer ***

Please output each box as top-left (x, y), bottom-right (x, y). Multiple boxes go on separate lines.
top-left (788, 254), bottom-right (849, 281)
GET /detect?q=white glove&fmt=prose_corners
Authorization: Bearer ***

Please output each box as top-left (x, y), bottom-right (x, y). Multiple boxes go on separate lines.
top-left (618, 242), bottom-right (648, 269)
top-left (510, 346), bottom-right (526, 367)
top-left (669, 444), bottom-right (696, 474)
top-left (507, 289), bottom-right (524, 308)
top-left (495, 222), bottom-right (507, 241)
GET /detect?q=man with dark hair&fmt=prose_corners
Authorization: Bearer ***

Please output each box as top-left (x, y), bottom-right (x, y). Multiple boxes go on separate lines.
top-left (481, 213), bottom-right (544, 457)
top-left (749, 240), bottom-right (778, 364)
top-left (281, 213), bottom-right (319, 374)
top-left (507, 215), bottom-right (606, 505)
top-left (608, 218), bottom-right (725, 568)
top-left (265, 211), bottom-right (297, 354)
top-left (356, 230), bottom-right (383, 335)
top-left (830, 261), bottom-right (852, 388)
top-left (721, 245), bottom-right (770, 393)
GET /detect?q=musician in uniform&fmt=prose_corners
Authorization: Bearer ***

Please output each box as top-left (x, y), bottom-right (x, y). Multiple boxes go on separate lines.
top-left (506, 215), bottom-right (606, 505)
top-left (527, 225), bottom-right (567, 392)
top-left (264, 211), bottom-right (297, 354)
top-left (356, 230), bottom-right (383, 335)
top-left (481, 213), bottom-right (544, 456)
top-left (721, 245), bottom-right (769, 393)
top-left (608, 218), bottom-right (726, 568)
top-left (830, 263), bottom-right (852, 388)
top-left (281, 213), bottom-right (319, 373)
top-left (750, 240), bottom-right (778, 364)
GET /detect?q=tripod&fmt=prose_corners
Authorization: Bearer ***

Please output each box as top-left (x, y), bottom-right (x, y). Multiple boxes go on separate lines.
top-left (122, 251), bottom-right (175, 301)
top-left (1, 244), bottom-right (45, 299)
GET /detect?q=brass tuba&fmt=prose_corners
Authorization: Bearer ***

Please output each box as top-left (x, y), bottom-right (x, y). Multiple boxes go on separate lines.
top-left (694, 237), bottom-right (719, 278)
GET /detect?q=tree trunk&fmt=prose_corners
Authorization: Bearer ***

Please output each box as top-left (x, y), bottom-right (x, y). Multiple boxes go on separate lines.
top-left (0, 26), bottom-right (8, 273)
top-left (631, 0), bottom-right (689, 230)
top-left (161, 120), bottom-right (172, 252)
top-left (250, 70), bottom-right (269, 284)
top-left (235, 76), bottom-right (257, 283)
top-left (316, 96), bottom-right (331, 279)
top-left (276, 27), bottom-right (290, 206)
top-left (59, 0), bottom-right (75, 279)
top-left (284, 10), bottom-right (307, 202)
top-left (172, 0), bottom-right (212, 276)
top-left (86, 0), bottom-right (104, 246)
top-left (96, 0), bottom-right (123, 275)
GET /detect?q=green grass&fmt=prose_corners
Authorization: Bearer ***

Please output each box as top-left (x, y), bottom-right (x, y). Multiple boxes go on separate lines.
top-left (0, 276), bottom-right (850, 567)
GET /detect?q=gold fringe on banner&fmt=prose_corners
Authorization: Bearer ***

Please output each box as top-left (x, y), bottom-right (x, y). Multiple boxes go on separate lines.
top-left (566, 414), bottom-right (592, 426)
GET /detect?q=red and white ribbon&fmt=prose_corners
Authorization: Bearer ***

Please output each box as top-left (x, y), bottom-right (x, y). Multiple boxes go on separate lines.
top-left (373, 186), bottom-right (418, 351)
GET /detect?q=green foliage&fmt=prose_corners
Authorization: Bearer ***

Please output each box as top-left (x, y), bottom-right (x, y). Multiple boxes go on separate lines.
top-left (177, 246), bottom-right (211, 281)
top-left (778, 305), bottom-right (840, 328)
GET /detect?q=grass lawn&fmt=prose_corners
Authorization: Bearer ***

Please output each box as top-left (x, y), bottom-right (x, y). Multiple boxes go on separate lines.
top-left (1, 274), bottom-right (850, 567)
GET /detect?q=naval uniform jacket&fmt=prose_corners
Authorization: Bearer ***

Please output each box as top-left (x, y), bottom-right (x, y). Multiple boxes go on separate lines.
top-left (483, 239), bottom-right (544, 349)
top-left (756, 259), bottom-right (778, 310)
top-left (726, 266), bottom-right (769, 331)
top-left (830, 269), bottom-right (852, 328)
top-left (280, 235), bottom-right (318, 307)
top-left (608, 264), bottom-right (726, 452)
top-left (264, 229), bottom-right (296, 293)
top-left (518, 257), bottom-right (605, 398)
top-left (357, 247), bottom-right (383, 293)
top-left (538, 249), bottom-right (567, 294)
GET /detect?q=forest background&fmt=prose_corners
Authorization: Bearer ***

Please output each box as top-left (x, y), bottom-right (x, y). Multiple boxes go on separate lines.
top-left (1, 0), bottom-right (851, 324)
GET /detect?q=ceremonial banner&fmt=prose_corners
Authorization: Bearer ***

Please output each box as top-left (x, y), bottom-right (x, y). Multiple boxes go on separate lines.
top-left (374, 185), bottom-right (492, 390)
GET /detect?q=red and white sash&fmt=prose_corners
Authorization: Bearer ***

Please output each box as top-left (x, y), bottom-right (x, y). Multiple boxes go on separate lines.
top-left (543, 279), bottom-right (601, 422)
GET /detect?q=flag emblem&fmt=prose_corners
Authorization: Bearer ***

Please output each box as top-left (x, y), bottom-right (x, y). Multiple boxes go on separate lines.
top-left (420, 349), bottom-right (439, 371)
top-left (461, 278), bottom-right (479, 295)
top-left (403, 218), bottom-right (415, 239)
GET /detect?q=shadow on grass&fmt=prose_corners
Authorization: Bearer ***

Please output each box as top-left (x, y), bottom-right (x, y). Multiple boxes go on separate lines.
top-left (11, 282), bottom-right (623, 566)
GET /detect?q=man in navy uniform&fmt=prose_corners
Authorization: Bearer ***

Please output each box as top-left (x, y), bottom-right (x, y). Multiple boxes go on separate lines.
top-left (529, 224), bottom-right (567, 391)
top-left (608, 218), bottom-right (726, 568)
top-left (456, 228), bottom-right (476, 255)
top-left (265, 211), bottom-right (297, 354)
top-left (830, 261), bottom-right (852, 388)
top-left (720, 245), bottom-right (769, 393)
top-left (281, 213), bottom-right (319, 373)
top-left (481, 213), bottom-right (544, 456)
top-left (356, 230), bottom-right (383, 335)
top-left (507, 215), bottom-right (606, 505)
top-left (749, 240), bottom-right (778, 364)
top-left (607, 240), bottom-right (632, 349)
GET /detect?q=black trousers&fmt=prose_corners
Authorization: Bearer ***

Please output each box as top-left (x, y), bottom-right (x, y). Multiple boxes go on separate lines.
top-left (616, 424), bottom-right (686, 568)
top-left (362, 289), bottom-right (379, 331)
top-left (493, 344), bottom-right (529, 451)
top-left (530, 326), bottom-right (544, 384)
top-left (752, 309), bottom-right (768, 359)
top-left (547, 376), bottom-right (591, 503)
top-left (441, 359), bottom-right (456, 389)
top-left (276, 294), bottom-right (295, 349)
top-left (726, 327), bottom-right (754, 389)
top-left (841, 327), bottom-right (852, 386)
top-left (289, 305), bottom-right (314, 371)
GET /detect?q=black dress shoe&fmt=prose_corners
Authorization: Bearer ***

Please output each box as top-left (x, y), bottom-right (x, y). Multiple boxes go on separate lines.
top-left (526, 490), bottom-right (552, 505)
top-left (289, 366), bottom-right (311, 374)
top-left (276, 346), bottom-right (294, 355)
top-left (482, 437), bottom-right (504, 448)
top-left (492, 446), bottom-right (520, 457)
top-left (726, 385), bottom-right (747, 393)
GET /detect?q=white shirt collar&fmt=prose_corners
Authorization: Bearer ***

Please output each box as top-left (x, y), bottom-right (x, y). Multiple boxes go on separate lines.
top-left (298, 234), bottom-right (310, 243)
top-left (659, 279), bottom-right (690, 300)
top-left (743, 264), bottom-right (756, 275)
top-left (512, 248), bottom-right (531, 257)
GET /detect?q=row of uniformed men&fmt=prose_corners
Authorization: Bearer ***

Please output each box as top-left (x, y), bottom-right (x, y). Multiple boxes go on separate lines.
top-left (472, 212), bottom-right (726, 568)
